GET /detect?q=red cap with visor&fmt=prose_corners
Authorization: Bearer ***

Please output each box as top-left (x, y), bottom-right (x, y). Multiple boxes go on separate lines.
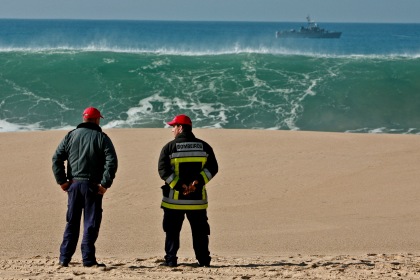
top-left (82, 107), bottom-right (104, 119)
top-left (167, 114), bottom-right (192, 127)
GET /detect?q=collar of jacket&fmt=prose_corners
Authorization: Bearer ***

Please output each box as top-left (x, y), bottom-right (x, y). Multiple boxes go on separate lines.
top-left (176, 131), bottom-right (195, 139)
top-left (76, 122), bottom-right (102, 132)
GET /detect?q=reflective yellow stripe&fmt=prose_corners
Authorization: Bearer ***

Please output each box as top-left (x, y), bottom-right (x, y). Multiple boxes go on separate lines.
top-left (161, 201), bottom-right (208, 210)
top-left (169, 176), bottom-right (179, 189)
top-left (171, 156), bottom-right (207, 167)
top-left (163, 196), bottom-right (207, 204)
top-left (200, 171), bottom-right (209, 184)
top-left (165, 155), bottom-right (210, 209)
top-left (171, 157), bottom-right (208, 185)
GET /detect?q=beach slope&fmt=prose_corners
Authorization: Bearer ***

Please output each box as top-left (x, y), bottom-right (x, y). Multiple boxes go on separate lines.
top-left (1, 128), bottom-right (420, 279)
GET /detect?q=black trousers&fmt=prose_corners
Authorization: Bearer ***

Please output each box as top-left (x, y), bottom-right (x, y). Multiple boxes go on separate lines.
top-left (162, 208), bottom-right (211, 265)
top-left (59, 181), bottom-right (103, 266)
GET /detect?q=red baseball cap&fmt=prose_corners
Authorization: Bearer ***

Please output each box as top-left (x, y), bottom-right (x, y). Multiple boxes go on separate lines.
top-left (167, 114), bottom-right (192, 127)
top-left (82, 107), bottom-right (104, 119)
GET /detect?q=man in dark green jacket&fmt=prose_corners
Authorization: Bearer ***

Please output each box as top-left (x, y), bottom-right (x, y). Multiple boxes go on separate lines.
top-left (158, 114), bottom-right (218, 267)
top-left (52, 107), bottom-right (118, 268)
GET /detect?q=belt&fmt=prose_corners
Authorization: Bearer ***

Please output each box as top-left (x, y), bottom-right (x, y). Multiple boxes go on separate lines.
top-left (72, 177), bottom-right (90, 181)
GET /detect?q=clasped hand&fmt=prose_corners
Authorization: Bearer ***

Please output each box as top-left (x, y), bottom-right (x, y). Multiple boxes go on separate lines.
top-left (182, 180), bottom-right (199, 195)
top-left (60, 181), bottom-right (107, 195)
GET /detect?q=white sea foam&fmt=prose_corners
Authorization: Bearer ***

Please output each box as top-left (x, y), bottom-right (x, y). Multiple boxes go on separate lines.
top-left (1, 45), bottom-right (419, 60)
top-left (0, 119), bottom-right (43, 132)
top-left (103, 92), bottom-right (230, 129)
top-left (103, 58), bottom-right (116, 64)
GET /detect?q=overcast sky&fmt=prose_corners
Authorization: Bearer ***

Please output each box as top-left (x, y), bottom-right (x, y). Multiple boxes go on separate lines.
top-left (1, 0), bottom-right (419, 23)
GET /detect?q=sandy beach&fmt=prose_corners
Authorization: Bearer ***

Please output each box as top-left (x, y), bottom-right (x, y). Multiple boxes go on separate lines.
top-left (1, 128), bottom-right (420, 279)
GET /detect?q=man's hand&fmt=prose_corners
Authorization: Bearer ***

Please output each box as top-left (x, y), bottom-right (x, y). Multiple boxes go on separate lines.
top-left (98, 184), bottom-right (107, 195)
top-left (182, 180), bottom-right (198, 195)
top-left (60, 181), bottom-right (71, 192)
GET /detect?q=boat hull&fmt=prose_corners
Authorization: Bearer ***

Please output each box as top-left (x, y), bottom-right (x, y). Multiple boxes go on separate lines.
top-left (276, 31), bottom-right (342, 39)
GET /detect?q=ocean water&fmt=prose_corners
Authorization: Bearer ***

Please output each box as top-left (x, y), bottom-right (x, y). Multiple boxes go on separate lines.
top-left (1, 19), bottom-right (420, 133)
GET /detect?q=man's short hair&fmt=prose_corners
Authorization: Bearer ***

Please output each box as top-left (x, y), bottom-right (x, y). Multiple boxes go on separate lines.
top-left (180, 124), bottom-right (192, 132)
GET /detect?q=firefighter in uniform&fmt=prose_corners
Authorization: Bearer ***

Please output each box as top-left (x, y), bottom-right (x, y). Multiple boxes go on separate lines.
top-left (158, 114), bottom-right (218, 267)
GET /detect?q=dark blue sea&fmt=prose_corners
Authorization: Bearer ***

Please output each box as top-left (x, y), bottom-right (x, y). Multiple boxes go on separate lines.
top-left (1, 19), bottom-right (420, 133)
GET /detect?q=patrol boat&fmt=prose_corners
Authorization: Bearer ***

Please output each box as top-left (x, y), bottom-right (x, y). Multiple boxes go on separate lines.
top-left (276, 16), bottom-right (342, 39)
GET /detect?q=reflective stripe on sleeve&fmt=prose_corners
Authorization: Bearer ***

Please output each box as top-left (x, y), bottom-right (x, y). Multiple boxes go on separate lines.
top-left (203, 168), bottom-right (213, 181)
top-left (165, 173), bottom-right (179, 189)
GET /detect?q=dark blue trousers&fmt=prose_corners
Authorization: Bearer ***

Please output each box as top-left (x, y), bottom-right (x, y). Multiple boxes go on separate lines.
top-left (59, 181), bottom-right (103, 266)
top-left (162, 208), bottom-right (211, 265)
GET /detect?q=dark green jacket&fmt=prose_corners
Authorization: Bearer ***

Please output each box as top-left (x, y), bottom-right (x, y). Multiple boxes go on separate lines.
top-left (52, 122), bottom-right (118, 188)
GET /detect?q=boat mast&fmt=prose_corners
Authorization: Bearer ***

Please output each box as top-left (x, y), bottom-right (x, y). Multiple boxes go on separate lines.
top-left (306, 15), bottom-right (317, 29)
